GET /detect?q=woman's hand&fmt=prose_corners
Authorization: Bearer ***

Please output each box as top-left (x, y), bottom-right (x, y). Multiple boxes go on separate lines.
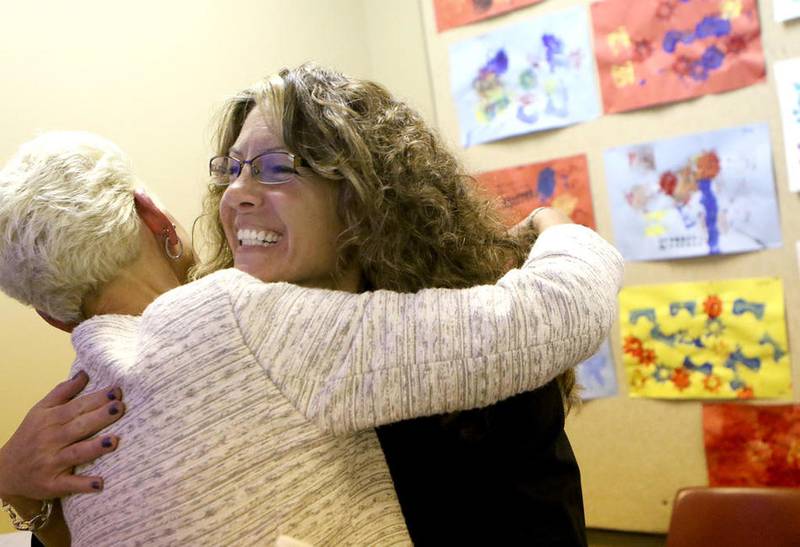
top-left (0, 371), bottom-right (125, 502)
top-left (509, 206), bottom-right (573, 239)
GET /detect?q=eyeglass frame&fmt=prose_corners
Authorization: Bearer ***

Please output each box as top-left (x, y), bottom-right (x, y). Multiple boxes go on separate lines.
top-left (208, 151), bottom-right (310, 186)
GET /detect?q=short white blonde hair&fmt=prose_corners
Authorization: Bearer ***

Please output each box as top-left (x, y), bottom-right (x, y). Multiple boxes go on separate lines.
top-left (0, 131), bottom-right (142, 323)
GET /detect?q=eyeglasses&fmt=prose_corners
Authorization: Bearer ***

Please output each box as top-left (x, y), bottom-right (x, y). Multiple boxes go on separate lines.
top-left (209, 151), bottom-right (309, 186)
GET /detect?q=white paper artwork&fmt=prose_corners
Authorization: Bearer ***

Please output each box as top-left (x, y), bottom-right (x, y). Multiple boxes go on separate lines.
top-left (775, 0), bottom-right (800, 22)
top-left (604, 123), bottom-right (782, 261)
top-left (775, 58), bottom-right (800, 193)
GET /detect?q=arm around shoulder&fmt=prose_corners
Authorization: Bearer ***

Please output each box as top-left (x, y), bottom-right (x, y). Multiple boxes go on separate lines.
top-left (227, 229), bottom-right (623, 435)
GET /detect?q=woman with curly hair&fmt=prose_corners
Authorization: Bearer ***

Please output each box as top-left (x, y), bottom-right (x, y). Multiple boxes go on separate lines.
top-left (0, 65), bottom-right (621, 545)
top-left (200, 64), bottom-right (592, 545)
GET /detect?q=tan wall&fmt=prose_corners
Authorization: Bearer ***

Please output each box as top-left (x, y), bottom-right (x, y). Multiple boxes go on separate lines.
top-left (418, 0), bottom-right (800, 534)
top-left (0, 0), bottom-right (401, 533)
top-left (361, 0), bottom-right (436, 124)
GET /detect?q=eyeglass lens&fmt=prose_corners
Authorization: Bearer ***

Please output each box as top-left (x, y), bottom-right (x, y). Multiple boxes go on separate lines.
top-left (210, 153), bottom-right (297, 184)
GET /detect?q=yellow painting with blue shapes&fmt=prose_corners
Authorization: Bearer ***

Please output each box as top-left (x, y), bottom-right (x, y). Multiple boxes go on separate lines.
top-left (620, 277), bottom-right (791, 399)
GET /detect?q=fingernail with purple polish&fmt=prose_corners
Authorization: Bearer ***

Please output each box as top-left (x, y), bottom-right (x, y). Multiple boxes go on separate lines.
top-left (91, 481), bottom-right (102, 491)
top-left (106, 390), bottom-right (117, 401)
top-left (101, 436), bottom-right (113, 448)
top-left (109, 405), bottom-right (119, 416)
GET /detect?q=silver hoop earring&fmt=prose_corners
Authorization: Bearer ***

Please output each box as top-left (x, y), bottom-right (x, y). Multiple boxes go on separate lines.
top-left (163, 225), bottom-right (183, 261)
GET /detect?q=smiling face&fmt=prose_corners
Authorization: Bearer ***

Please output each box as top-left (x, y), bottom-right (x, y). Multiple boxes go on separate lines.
top-left (219, 106), bottom-right (360, 291)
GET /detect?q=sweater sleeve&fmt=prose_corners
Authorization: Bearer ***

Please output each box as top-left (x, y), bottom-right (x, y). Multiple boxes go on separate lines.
top-left (228, 224), bottom-right (623, 435)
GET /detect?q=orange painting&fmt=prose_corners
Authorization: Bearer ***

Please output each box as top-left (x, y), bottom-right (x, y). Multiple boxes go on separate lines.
top-left (433, 0), bottom-right (543, 32)
top-left (591, 0), bottom-right (765, 113)
top-left (704, 404), bottom-right (800, 487)
top-left (476, 154), bottom-right (595, 228)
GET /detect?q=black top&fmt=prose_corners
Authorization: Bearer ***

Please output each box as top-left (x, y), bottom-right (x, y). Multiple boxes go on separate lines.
top-left (376, 378), bottom-right (588, 546)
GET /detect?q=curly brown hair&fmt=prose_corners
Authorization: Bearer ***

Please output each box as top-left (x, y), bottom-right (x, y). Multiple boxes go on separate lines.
top-left (191, 63), bottom-right (577, 407)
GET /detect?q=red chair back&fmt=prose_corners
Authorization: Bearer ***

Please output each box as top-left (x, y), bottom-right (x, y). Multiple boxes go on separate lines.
top-left (666, 486), bottom-right (800, 547)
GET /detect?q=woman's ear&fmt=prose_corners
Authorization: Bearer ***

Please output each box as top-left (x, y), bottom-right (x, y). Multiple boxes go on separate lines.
top-left (133, 189), bottom-right (192, 280)
top-left (133, 189), bottom-right (178, 246)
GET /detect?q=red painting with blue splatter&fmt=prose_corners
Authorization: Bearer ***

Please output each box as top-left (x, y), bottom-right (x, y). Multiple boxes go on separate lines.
top-left (476, 154), bottom-right (595, 228)
top-left (433, 0), bottom-right (543, 32)
top-left (591, 0), bottom-right (765, 113)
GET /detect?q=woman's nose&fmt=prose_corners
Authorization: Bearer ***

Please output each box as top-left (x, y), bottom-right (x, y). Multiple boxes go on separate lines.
top-left (224, 169), bottom-right (263, 209)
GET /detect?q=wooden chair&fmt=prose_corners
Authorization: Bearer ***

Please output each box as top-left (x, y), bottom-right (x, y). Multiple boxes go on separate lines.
top-left (666, 486), bottom-right (800, 547)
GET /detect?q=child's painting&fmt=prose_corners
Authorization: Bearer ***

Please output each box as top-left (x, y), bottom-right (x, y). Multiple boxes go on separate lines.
top-left (476, 154), bottom-right (595, 227)
top-left (620, 277), bottom-right (792, 400)
top-left (433, 0), bottom-right (543, 32)
top-left (604, 124), bottom-right (782, 261)
top-left (591, 0), bottom-right (765, 113)
top-left (704, 403), bottom-right (800, 487)
top-left (774, 0), bottom-right (800, 21)
top-left (576, 341), bottom-right (618, 400)
top-left (449, 5), bottom-right (600, 147)
top-left (775, 58), bottom-right (800, 193)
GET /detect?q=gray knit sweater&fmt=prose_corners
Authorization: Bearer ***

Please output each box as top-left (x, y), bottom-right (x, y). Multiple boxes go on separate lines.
top-left (63, 224), bottom-right (623, 546)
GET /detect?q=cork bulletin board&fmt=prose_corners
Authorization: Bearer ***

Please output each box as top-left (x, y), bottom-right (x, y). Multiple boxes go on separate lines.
top-left (419, 0), bottom-right (800, 532)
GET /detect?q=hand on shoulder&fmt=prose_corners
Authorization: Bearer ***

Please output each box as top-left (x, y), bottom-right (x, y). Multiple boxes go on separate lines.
top-left (510, 207), bottom-right (573, 239)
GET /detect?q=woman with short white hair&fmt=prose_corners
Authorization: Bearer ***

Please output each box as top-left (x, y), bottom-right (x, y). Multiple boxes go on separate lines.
top-left (0, 131), bottom-right (193, 327)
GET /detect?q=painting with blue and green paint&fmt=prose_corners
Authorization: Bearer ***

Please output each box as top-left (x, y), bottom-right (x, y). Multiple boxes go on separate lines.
top-left (448, 5), bottom-right (600, 147)
top-left (603, 123), bottom-right (782, 261)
